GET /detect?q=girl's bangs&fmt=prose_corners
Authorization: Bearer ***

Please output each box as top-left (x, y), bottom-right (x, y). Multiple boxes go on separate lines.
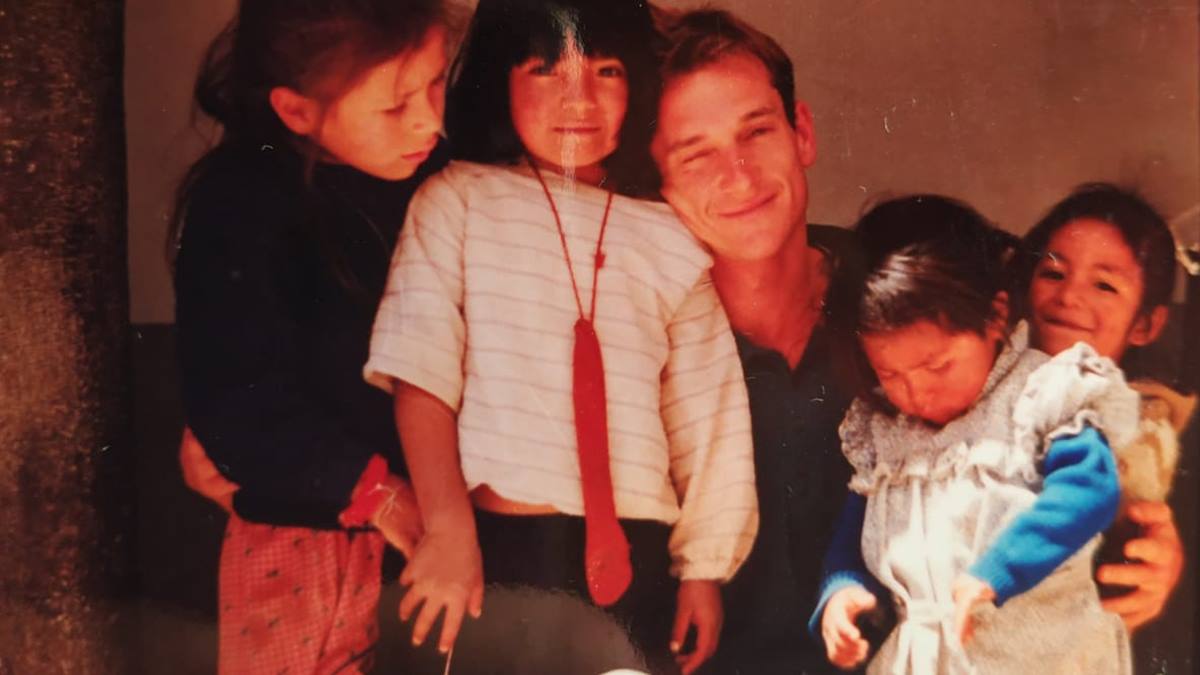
top-left (508, 4), bottom-right (638, 67)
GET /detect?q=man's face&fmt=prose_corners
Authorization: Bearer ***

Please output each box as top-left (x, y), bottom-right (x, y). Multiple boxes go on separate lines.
top-left (652, 52), bottom-right (815, 262)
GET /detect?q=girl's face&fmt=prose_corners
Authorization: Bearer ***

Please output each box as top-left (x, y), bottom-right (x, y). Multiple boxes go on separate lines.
top-left (508, 40), bottom-right (628, 186)
top-left (1028, 218), bottom-right (1151, 361)
top-left (861, 319), bottom-right (1004, 426)
top-left (316, 26), bottom-right (447, 180)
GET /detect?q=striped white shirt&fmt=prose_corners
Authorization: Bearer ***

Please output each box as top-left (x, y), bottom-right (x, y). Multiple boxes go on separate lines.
top-left (365, 161), bottom-right (756, 580)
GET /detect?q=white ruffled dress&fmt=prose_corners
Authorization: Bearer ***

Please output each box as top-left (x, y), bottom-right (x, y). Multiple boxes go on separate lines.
top-left (840, 324), bottom-right (1138, 675)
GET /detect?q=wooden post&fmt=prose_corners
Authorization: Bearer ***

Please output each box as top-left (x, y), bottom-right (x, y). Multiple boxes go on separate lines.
top-left (0, 1), bottom-right (135, 672)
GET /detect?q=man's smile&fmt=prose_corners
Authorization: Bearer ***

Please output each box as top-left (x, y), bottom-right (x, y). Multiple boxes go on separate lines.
top-left (717, 191), bottom-right (777, 219)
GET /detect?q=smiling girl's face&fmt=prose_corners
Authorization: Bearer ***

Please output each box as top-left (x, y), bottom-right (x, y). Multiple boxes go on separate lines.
top-left (1028, 218), bottom-right (1156, 361)
top-left (508, 39), bottom-right (628, 185)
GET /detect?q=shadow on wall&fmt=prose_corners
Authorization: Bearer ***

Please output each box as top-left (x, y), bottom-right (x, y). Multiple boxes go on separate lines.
top-left (133, 324), bottom-right (221, 674)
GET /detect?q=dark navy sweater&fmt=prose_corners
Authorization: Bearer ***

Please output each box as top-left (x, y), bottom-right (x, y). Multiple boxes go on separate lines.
top-left (175, 141), bottom-right (447, 529)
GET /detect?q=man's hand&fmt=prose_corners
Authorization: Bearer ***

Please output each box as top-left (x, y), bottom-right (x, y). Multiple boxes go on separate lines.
top-left (398, 526), bottom-right (484, 654)
top-left (178, 426), bottom-right (238, 513)
top-left (671, 579), bottom-right (723, 674)
top-left (951, 574), bottom-right (995, 646)
top-left (369, 474), bottom-right (424, 560)
top-left (821, 585), bottom-right (877, 670)
top-left (1098, 500), bottom-right (1184, 631)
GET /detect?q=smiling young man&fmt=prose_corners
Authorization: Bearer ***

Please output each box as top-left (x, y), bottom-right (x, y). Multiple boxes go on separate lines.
top-left (651, 11), bottom-right (861, 673)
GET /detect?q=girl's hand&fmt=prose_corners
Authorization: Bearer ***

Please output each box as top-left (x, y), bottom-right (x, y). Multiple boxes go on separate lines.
top-left (178, 426), bottom-right (238, 513)
top-left (1098, 500), bottom-right (1184, 631)
top-left (397, 526), bottom-right (484, 654)
top-left (821, 585), bottom-right (877, 670)
top-left (369, 474), bottom-right (424, 560)
top-left (671, 579), bottom-right (723, 674)
top-left (951, 574), bottom-right (995, 646)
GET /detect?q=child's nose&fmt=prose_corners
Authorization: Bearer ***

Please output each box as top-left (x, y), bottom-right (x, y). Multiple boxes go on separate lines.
top-left (907, 380), bottom-right (936, 415)
top-left (1056, 276), bottom-right (1087, 307)
top-left (562, 71), bottom-right (597, 110)
top-left (409, 86), bottom-right (442, 133)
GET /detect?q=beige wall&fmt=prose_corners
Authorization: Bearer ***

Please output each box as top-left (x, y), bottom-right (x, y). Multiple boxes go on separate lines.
top-left (125, 0), bottom-right (1200, 323)
top-left (124, 0), bottom-right (236, 324)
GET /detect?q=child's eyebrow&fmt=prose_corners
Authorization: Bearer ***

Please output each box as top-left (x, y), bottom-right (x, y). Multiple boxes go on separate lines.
top-left (1094, 262), bottom-right (1137, 279)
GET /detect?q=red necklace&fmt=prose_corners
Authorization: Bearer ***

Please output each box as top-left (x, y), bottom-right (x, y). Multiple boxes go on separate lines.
top-left (529, 158), bottom-right (632, 607)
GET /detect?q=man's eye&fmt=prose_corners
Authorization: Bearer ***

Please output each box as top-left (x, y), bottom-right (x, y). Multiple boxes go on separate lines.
top-left (385, 102), bottom-right (409, 116)
top-left (1096, 281), bottom-right (1118, 293)
top-left (1036, 268), bottom-right (1065, 281)
top-left (681, 150), bottom-right (714, 166)
top-left (598, 64), bottom-right (626, 78)
top-left (527, 62), bottom-right (554, 76)
top-left (748, 126), bottom-right (773, 138)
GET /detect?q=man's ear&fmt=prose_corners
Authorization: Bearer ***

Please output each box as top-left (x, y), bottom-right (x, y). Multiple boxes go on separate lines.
top-left (1128, 305), bottom-right (1169, 347)
top-left (269, 86), bottom-right (321, 136)
top-left (985, 291), bottom-right (1010, 342)
top-left (792, 101), bottom-right (817, 168)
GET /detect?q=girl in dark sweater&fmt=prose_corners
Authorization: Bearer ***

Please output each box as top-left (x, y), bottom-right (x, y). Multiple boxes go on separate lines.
top-left (172, 1), bottom-right (450, 671)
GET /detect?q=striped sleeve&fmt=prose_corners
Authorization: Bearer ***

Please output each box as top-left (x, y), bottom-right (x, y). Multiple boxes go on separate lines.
top-left (364, 170), bottom-right (467, 410)
top-left (662, 273), bottom-right (758, 580)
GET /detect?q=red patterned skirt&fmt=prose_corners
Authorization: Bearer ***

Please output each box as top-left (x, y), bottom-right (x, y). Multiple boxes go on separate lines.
top-left (218, 516), bottom-right (385, 674)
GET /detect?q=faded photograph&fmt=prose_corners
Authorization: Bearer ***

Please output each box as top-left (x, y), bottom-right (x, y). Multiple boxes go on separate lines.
top-left (2, 0), bottom-right (1197, 673)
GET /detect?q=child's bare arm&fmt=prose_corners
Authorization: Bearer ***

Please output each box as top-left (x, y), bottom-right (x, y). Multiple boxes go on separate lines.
top-left (393, 382), bottom-right (482, 655)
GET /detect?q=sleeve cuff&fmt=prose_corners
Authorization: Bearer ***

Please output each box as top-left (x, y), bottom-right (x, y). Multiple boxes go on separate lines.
top-left (968, 555), bottom-right (1018, 605)
top-left (673, 555), bottom-right (746, 582)
top-left (808, 571), bottom-right (877, 638)
top-left (338, 454), bottom-right (391, 528)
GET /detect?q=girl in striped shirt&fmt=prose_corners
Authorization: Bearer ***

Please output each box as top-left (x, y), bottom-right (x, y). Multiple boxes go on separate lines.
top-left (365, 0), bottom-right (757, 672)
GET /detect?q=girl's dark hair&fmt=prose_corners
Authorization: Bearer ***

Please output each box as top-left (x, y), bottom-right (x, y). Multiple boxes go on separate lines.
top-left (169, 0), bottom-right (447, 267)
top-left (445, 0), bottom-right (661, 197)
top-left (1018, 183), bottom-right (1177, 315)
top-left (830, 195), bottom-right (1021, 394)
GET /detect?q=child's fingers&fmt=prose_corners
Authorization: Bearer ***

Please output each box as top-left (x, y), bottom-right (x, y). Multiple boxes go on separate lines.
top-left (670, 603), bottom-right (693, 654)
top-left (676, 605), bottom-right (719, 674)
top-left (843, 587), bottom-right (877, 621)
top-left (399, 562), bottom-right (417, 589)
top-left (398, 584), bottom-right (425, 622)
top-left (437, 600), bottom-right (467, 654)
top-left (831, 637), bottom-right (868, 670)
top-left (825, 618), bottom-right (863, 665)
top-left (830, 607), bottom-right (863, 643)
top-left (955, 608), bottom-right (975, 646)
top-left (468, 581), bottom-right (484, 619)
top-left (411, 596), bottom-right (447, 647)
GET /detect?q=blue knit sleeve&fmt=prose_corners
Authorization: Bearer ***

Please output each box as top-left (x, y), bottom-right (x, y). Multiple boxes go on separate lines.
top-left (968, 424), bottom-right (1120, 604)
top-left (807, 493), bottom-right (885, 637)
